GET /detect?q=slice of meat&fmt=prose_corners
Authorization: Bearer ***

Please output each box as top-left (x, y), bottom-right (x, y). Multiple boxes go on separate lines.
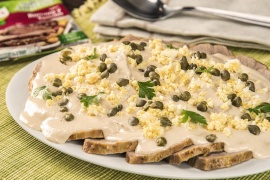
top-left (0, 29), bottom-right (55, 42)
top-left (126, 138), bottom-right (193, 164)
top-left (68, 129), bottom-right (104, 141)
top-left (168, 142), bottom-right (225, 165)
top-left (28, 62), bottom-right (42, 92)
top-left (188, 150), bottom-right (253, 171)
top-left (83, 139), bottom-right (138, 155)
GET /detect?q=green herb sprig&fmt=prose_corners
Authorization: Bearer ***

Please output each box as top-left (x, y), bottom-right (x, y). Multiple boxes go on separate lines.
top-left (87, 48), bottom-right (98, 60)
top-left (247, 103), bottom-right (270, 115)
top-left (195, 66), bottom-right (214, 74)
top-left (166, 44), bottom-right (177, 50)
top-left (181, 109), bottom-right (207, 125)
top-left (137, 81), bottom-right (156, 100)
top-left (33, 86), bottom-right (52, 100)
top-left (80, 92), bottom-right (104, 107)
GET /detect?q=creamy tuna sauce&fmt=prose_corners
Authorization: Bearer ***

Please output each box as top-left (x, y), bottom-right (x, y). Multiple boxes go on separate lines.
top-left (20, 40), bottom-right (270, 159)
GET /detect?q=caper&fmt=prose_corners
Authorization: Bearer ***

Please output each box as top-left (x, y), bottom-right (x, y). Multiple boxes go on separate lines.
top-left (107, 107), bottom-right (118, 117)
top-left (64, 113), bottom-right (74, 121)
top-left (180, 61), bottom-right (189, 70)
top-left (130, 42), bottom-right (138, 51)
top-left (65, 87), bottom-right (73, 95)
top-left (147, 65), bottom-right (157, 71)
top-left (60, 50), bottom-right (72, 64)
top-left (58, 99), bottom-right (69, 106)
top-left (136, 99), bottom-right (147, 107)
top-left (143, 106), bottom-right (150, 111)
top-left (227, 93), bottom-right (237, 100)
top-left (116, 78), bottom-right (129, 87)
top-left (156, 137), bottom-right (167, 146)
top-left (77, 93), bottom-right (87, 100)
top-left (134, 54), bottom-right (143, 64)
top-left (221, 70), bottom-right (230, 81)
top-left (144, 70), bottom-right (151, 77)
top-left (117, 104), bottom-right (123, 112)
top-left (188, 64), bottom-right (193, 70)
top-left (144, 66), bottom-right (156, 77)
top-left (61, 55), bottom-right (72, 62)
top-left (53, 78), bottom-right (62, 87)
top-left (101, 70), bottom-right (109, 79)
top-left (248, 125), bottom-right (260, 135)
top-left (59, 106), bottom-right (68, 112)
top-left (59, 58), bottom-right (66, 64)
top-left (143, 67), bottom-right (155, 77)
top-left (246, 81), bottom-right (255, 92)
top-left (232, 96), bottom-right (242, 107)
top-left (150, 101), bottom-right (164, 110)
top-left (210, 68), bottom-right (220, 76)
top-left (100, 53), bottom-right (107, 62)
top-left (149, 71), bottom-right (160, 81)
top-left (180, 56), bottom-right (187, 63)
top-left (52, 90), bottom-right (62, 97)
top-left (61, 50), bottom-right (72, 57)
top-left (239, 73), bottom-right (248, 82)
top-left (205, 134), bottom-right (217, 142)
top-left (188, 63), bottom-right (197, 70)
top-left (108, 63), bottom-right (118, 73)
top-left (140, 42), bottom-right (147, 47)
top-left (172, 95), bottom-right (179, 102)
top-left (200, 52), bottom-right (207, 59)
top-left (152, 79), bottom-right (161, 86)
top-left (195, 66), bottom-right (206, 74)
top-left (98, 62), bottom-right (107, 72)
top-left (196, 51), bottom-right (202, 59)
top-left (160, 117), bottom-right (172, 127)
top-left (128, 117), bottom-right (139, 126)
top-left (122, 41), bottom-right (130, 45)
top-left (179, 91), bottom-right (191, 101)
top-left (137, 44), bottom-right (144, 51)
top-left (197, 101), bottom-right (208, 112)
top-left (138, 68), bottom-right (145, 72)
top-left (241, 113), bottom-right (252, 121)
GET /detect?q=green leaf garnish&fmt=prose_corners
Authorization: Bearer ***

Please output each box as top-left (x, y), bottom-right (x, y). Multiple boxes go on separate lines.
top-left (137, 81), bottom-right (156, 100)
top-left (166, 44), bottom-right (177, 49)
top-left (80, 92), bottom-right (104, 107)
top-left (181, 109), bottom-right (207, 125)
top-left (195, 66), bottom-right (214, 74)
top-left (87, 48), bottom-right (98, 60)
top-left (247, 103), bottom-right (270, 115)
top-left (33, 86), bottom-right (52, 100)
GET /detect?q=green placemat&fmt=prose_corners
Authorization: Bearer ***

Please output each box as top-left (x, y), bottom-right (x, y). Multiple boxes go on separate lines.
top-left (1, 0), bottom-right (270, 179)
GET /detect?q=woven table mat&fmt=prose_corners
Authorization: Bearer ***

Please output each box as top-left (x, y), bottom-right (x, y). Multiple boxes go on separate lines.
top-left (1, 0), bottom-right (270, 179)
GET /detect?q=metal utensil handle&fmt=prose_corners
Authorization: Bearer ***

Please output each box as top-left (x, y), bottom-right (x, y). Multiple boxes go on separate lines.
top-left (195, 7), bottom-right (270, 27)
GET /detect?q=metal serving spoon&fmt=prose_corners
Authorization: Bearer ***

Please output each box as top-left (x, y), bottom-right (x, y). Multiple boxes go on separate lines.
top-left (112, 0), bottom-right (270, 27)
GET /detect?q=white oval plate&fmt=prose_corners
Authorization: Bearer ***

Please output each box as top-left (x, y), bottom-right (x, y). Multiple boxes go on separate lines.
top-left (6, 53), bottom-right (270, 179)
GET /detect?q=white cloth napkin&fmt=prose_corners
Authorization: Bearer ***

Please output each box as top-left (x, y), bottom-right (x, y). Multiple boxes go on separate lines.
top-left (91, 0), bottom-right (270, 50)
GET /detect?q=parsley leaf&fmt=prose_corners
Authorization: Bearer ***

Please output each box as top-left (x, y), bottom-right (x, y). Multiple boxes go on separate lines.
top-left (80, 92), bottom-right (104, 107)
top-left (137, 81), bottom-right (156, 100)
top-left (195, 66), bottom-right (214, 74)
top-left (33, 86), bottom-right (52, 100)
top-left (181, 109), bottom-right (207, 125)
top-left (87, 48), bottom-right (98, 60)
top-left (247, 103), bottom-right (270, 115)
top-left (166, 44), bottom-right (177, 49)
